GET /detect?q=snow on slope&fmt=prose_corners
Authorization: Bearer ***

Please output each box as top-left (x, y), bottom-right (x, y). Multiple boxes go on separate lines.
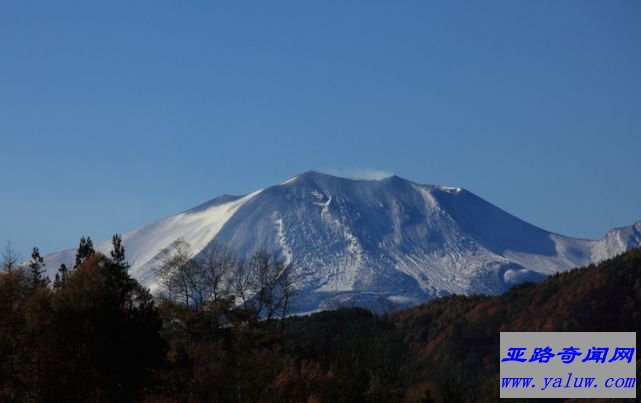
top-left (42, 171), bottom-right (641, 313)
top-left (590, 221), bottom-right (641, 262)
top-left (44, 189), bottom-right (263, 290)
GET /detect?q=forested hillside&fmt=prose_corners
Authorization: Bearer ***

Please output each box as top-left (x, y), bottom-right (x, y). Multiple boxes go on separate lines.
top-left (1, 239), bottom-right (639, 402)
top-left (392, 247), bottom-right (641, 401)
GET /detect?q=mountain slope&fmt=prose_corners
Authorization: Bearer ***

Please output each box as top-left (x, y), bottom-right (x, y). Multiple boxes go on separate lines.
top-left (43, 171), bottom-right (641, 313)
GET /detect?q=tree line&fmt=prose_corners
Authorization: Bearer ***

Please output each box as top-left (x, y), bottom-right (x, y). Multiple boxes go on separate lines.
top-left (0, 236), bottom-right (162, 402)
top-left (3, 235), bottom-right (638, 402)
top-left (0, 236), bottom-right (301, 402)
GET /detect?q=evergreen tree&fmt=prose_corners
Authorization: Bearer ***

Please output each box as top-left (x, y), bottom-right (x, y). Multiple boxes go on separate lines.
top-left (110, 234), bottom-right (129, 271)
top-left (53, 264), bottom-right (68, 289)
top-left (74, 236), bottom-right (95, 269)
top-left (28, 247), bottom-right (46, 288)
top-left (1, 240), bottom-right (19, 273)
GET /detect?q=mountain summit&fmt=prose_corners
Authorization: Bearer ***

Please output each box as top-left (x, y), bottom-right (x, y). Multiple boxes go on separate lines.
top-left (44, 172), bottom-right (641, 313)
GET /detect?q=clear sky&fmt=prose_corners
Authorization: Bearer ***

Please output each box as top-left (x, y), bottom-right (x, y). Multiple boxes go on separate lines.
top-left (1, 1), bottom-right (640, 258)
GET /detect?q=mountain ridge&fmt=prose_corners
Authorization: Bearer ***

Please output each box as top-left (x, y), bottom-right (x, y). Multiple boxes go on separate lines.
top-left (42, 172), bottom-right (641, 313)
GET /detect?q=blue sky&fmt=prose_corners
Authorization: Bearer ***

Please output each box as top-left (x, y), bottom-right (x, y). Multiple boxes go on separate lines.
top-left (1, 1), bottom-right (640, 258)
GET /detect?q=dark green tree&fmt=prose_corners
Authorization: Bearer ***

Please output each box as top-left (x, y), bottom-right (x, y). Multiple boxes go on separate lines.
top-left (29, 247), bottom-right (46, 288)
top-left (53, 263), bottom-right (68, 289)
top-left (110, 234), bottom-right (128, 271)
top-left (74, 236), bottom-right (95, 269)
top-left (1, 240), bottom-right (19, 273)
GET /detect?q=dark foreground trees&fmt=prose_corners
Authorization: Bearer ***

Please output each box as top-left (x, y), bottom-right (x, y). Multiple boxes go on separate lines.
top-left (52, 254), bottom-right (164, 401)
top-left (128, 246), bottom-right (641, 402)
top-left (0, 243), bottom-right (164, 402)
top-left (2, 235), bottom-right (639, 402)
top-left (150, 241), bottom-right (405, 403)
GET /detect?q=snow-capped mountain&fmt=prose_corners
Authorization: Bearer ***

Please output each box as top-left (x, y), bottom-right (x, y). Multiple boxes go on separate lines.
top-left (43, 171), bottom-right (641, 313)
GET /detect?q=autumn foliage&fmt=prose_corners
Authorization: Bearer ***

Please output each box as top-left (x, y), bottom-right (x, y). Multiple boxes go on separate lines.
top-left (1, 239), bottom-right (640, 402)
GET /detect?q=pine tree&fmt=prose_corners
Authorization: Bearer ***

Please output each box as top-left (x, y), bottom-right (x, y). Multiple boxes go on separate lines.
top-left (1, 240), bottom-right (19, 273)
top-left (74, 236), bottom-right (95, 269)
top-left (29, 247), bottom-right (46, 288)
top-left (110, 234), bottom-right (129, 271)
top-left (53, 263), bottom-right (68, 289)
